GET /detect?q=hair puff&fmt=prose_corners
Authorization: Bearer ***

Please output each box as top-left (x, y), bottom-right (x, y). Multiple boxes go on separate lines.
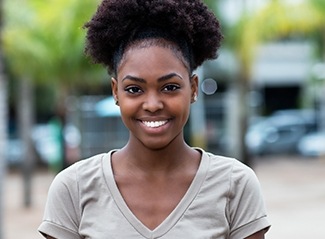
top-left (84, 0), bottom-right (223, 73)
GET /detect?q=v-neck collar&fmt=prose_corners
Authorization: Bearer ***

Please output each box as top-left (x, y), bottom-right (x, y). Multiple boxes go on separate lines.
top-left (102, 148), bottom-right (210, 238)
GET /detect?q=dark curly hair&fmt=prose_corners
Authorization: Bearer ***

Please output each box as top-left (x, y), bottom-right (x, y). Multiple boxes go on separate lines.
top-left (84, 0), bottom-right (223, 75)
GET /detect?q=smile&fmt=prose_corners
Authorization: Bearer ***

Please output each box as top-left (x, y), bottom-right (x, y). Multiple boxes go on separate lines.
top-left (142, 120), bottom-right (168, 128)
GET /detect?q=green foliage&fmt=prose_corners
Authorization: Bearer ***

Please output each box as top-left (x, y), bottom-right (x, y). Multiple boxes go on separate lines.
top-left (229, 1), bottom-right (325, 77)
top-left (254, 1), bottom-right (324, 41)
top-left (310, 0), bottom-right (325, 12)
top-left (203, 0), bottom-right (216, 12)
top-left (3, 0), bottom-right (104, 87)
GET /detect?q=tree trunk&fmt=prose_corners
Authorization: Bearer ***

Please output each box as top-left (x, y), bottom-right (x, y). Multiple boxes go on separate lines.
top-left (0, 51), bottom-right (8, 239)
top-left (227, 76), bottom-right (251, 167)
top-left (237, 75), bottom-right (251, 166)
top-left (321, 30), bottom-right (325, 132)
top-left (17, 77), bottom-right (35, 208)
top-left (0, 0), bottom-right (8, 236)
top-left (56, 85), bottom-right (68, 170)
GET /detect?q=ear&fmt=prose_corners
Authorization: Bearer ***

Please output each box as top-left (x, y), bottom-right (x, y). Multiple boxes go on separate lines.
top-left (190, 74), bottom-right (199, 103)
top-left (111, 77), bottom-right (118, 102)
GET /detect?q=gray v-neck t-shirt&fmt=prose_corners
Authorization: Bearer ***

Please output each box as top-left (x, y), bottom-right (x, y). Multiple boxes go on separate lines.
top-left (38, 148), bottom-right (270, 239)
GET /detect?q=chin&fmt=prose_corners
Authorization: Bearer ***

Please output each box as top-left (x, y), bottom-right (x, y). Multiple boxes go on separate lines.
top-left (143, 143), bottom-right (169, 151)
top-left (141, 139), bottom-right (172, 151)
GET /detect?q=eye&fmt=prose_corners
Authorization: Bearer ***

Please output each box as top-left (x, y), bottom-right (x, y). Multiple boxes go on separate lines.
top-left (162, 84), bottom-right (180, 92)
top-left (125, 86), bottom-right (143, 94)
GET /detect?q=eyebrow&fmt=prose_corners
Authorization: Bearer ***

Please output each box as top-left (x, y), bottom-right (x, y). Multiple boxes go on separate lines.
top-left (121, 73), bottom-right (183, 83)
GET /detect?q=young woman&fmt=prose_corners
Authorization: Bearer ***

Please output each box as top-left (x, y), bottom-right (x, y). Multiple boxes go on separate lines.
top-left (39, 0), bottom-right (270, 238)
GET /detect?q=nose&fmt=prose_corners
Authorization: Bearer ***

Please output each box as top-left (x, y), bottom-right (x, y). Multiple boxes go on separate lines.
top-left (142, 92), bottom-right (164, 112)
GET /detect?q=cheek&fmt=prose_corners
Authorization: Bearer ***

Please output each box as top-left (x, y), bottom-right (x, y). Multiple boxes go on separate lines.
top-left (119, 99), bottom-right (136, 117)
top-left (119, 103), bottom-right (136, 129)
top-left (169, 97), bottom-right (191, 118)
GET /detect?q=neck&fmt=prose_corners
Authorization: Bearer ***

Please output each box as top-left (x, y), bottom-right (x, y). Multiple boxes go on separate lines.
top-left (114, 137), bottom-right (197, 174)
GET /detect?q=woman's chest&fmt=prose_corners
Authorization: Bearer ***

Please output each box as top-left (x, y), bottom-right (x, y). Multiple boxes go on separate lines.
top-left (79, 189), bottom-right (229, 239)
top-left (115, 175), bottom-right (194, 230)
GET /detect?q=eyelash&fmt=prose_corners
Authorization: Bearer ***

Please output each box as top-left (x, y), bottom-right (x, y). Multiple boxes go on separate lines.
top-left (124, 84), bottom-right (181, 94)
top-left (125, 86), bottom-right (142, 94)
top-left (162, 84), bottom-right (181, 92)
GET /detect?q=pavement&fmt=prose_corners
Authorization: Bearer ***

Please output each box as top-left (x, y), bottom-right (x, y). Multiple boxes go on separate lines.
top-left (254, 155), bottom-right (325, 239)
top-left (4, 168), bottom-right (54, 239)
top-left (3, 155), bottom-right (325, 239)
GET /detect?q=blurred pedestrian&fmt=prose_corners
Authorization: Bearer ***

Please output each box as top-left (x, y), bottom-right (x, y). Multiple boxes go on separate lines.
top-left (38, 0), bottom-right (270, 238)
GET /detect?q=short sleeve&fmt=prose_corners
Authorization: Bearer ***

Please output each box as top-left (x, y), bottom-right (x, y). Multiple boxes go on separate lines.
top-left (227, 161), bottom-right (270, 239)
top-left (38, 165), bottom-right (81, 239)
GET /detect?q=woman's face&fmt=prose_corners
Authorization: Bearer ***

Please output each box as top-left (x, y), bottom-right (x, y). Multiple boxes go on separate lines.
top-left (112, 44), bottom-right (198, 150)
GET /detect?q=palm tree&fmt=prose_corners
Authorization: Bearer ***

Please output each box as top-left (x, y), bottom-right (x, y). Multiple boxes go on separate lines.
top-left (0, 59), bottom-right (6, 239)
top-left (3, 0), bottom-right (48, 207)
top-left (229, 0), bottom-right (325, 165)
top-left (0, 66), bottom-right (7, 239)
top-left (198, 0), bottom-right (325, 165)
top-left (29, 0), bottom-right (104, 169)
top-left (2, 0), bottom-right (103, 207)
top-left (0, 38), bottom-right (6, 239)
top-left (0, 0), bottom-right (7, 235)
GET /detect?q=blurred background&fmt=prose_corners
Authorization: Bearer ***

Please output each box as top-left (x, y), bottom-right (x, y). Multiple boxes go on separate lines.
top-left (0, 0), bottom-right (325, 238)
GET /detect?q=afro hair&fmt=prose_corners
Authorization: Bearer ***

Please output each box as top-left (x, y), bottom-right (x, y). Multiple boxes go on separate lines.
top-left (84, 0), bottom-right (223, 74)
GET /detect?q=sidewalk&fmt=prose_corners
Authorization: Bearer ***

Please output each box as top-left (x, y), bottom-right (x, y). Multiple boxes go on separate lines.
top-left (4, 168), bottom-right (55, 239)
top-left (254, 155), bottom-right (325, 238)
top-left (3, 156), bottom-right (325, 239)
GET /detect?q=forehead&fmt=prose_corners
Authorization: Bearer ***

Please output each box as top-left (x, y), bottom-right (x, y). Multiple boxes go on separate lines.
top-left (117, 44), bottom-right (190, 77)
top-left (116, 39), bottom-right (190, 74)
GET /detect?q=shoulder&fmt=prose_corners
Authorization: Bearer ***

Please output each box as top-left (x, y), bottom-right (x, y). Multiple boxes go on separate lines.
top-left (197, 150), bottom-right (270, 238)
top-left (50, 153), bottom-right (110, 192)
top-left (198, 148), bottom-right (259, 192)
top-left (199, 148), bottom-right (254, 178)
top-left (57, 153), bottom-right (106, 179)
top-left (206, 152), bottom-right (262, 200)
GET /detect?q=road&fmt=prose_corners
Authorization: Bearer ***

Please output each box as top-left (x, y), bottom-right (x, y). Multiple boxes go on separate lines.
top-left (3, 155), bottom-right (325, 238)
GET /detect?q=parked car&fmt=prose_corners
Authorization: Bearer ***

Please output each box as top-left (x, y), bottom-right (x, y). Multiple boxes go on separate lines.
top-left (245, 110), bottom-right (317, 155)
top-left (297, 132), bottom-right (325, 157)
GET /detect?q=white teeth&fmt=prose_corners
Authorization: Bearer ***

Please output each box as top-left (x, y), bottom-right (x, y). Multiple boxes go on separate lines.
top-left (142, 120), bottom-right (168, 128)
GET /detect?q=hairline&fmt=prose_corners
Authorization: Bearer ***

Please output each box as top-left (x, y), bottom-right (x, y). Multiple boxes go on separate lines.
top-left (113, 38), bottom-right (193, 78)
